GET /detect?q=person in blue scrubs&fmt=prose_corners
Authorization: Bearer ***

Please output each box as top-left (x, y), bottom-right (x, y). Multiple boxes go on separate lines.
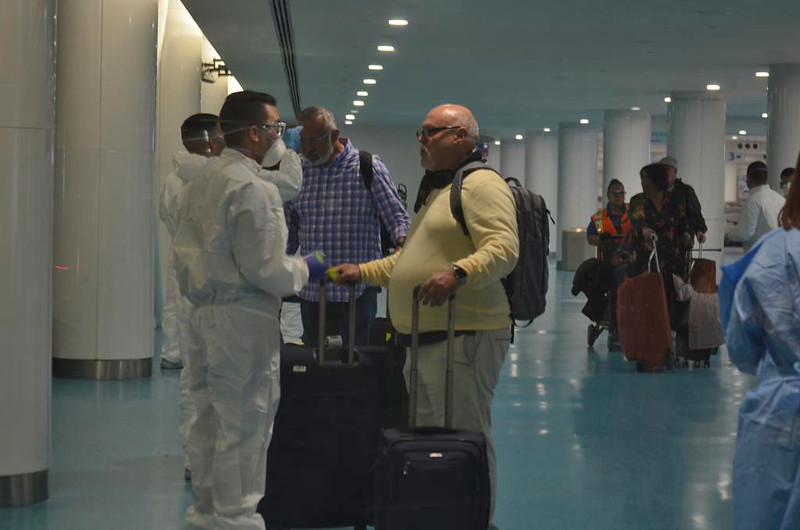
top-left (722, 159), bottom-right (800, 530)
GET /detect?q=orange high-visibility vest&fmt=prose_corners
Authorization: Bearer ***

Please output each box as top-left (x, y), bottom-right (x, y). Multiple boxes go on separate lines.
top-left (591, 206), bottom-right (632, 235)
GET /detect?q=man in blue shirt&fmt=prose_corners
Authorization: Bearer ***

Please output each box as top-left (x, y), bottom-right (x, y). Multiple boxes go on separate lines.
top-left (285, 106), bottom-right (410, 346)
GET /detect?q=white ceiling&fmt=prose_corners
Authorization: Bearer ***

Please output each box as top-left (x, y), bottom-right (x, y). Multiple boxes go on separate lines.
top-left (183, 0), bottom-right (800, 138)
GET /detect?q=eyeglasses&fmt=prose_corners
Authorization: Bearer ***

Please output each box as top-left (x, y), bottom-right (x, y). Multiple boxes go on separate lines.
top-left (415, 125), bottom-right (460, 141)
top-left (299, 131), bottom-right (331, 146)
top-left (256, 121), bottom-right (286, 138)
top-left (609, 191), bottom-right (626, 197)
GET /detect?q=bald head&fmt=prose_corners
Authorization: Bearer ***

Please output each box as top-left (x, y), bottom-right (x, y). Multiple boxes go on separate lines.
top-left (429, 104), bottom-right (479, 143)
top-left (418, 104), bottom-right (480, 171)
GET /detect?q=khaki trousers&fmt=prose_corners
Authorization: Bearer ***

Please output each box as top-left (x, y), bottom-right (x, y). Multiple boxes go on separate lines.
top-left (404, 328), bottom-right (510, 528)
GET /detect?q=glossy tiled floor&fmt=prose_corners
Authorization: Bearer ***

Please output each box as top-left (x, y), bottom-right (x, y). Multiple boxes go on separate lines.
top-left (0, 263), bottom-right (752, 530)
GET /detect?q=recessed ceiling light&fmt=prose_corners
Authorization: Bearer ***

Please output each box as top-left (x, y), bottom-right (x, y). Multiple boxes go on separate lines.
top-left (356, 90), bottom-right (368, 97)
top-left (353, 100), bottom-right (365, 107)
top-left (543, 127), bottom-right (551, 133)
top-left (363, 78), bottom-right (377, 85)
top-left (515, 134), bottom-right (524, 140)
top-left (631, 106), bottom-right (641, 111)
top-left (494, 140), bottom-right (501, 146)
top-left (368, 64), bottom-right (383, 71)
top-left (580, 119), bottom-right (589, 124)
top-left (732, 136), bottom-right (738, 140)
top-left (377, 45), bottom-right (395, 52)
top-left (345, 114), bottom-right (356, 120)
top-left (350, 110), bottom-right (359, 114)
top-left (345, 120), bottom-right (353, 125)
top-left (762, 112), bottom-right (768, 118)
top-left (707, 84), bottom-right (721, 91)
top-left (739, 130), bottom-right (747, 135)
top-left (664, 96), bottom-right (672, 103)
top-left (388, 19), bottom-right (408, 26)
top-left (755, 71), bottom-right (770, 78)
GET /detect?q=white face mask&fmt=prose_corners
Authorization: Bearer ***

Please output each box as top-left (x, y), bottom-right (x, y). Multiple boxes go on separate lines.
top-left (261, 138), bottom-right (287, 168)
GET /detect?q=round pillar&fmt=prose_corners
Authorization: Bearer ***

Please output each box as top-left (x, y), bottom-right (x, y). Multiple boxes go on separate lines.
top-left (767, 64), bottom-right (800, 190)
top-left (0, 0), bottom-right (56, 506)
top-left (500, 139), bottom-right (526, 180)
top-left (156, 0), bottom-right (202, 321)
top-left (667, 91), bottom-right (726, 255)
top-left (603, 110), bottom-right (651, 197)
top-left (53, 0), bottom-right (158, 380)
top-left (525, 132), bottom-right (558, 253)
top-left (557, 123), bottom-right (599, 258)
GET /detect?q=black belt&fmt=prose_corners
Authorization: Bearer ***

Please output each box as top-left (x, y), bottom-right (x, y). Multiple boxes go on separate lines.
top-left (397, 330), bottom-right (476, 348)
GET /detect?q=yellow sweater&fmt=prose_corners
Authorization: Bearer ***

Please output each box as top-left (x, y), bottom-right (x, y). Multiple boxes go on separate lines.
top-left (359, 169), bottom-right (519, 333)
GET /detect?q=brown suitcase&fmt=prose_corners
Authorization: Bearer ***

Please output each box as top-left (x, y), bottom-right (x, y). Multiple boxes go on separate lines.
top-left (616, 239), bottom-right (673, 370)
top-left (689, 258), bottom-right (717, 294)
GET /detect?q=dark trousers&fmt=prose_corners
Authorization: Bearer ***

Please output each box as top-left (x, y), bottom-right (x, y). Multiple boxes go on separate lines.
top-left (300, 287), bottom-right (379, 347)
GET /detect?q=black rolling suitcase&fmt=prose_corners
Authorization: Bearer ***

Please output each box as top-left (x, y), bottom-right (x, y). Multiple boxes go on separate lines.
top-left (372, 287), bottom-right (491, 530)
top-left (259, 282), bottom-right (405, 530)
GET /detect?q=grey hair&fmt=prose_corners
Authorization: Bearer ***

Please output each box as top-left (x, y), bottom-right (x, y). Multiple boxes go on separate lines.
top-left (297, 106), bottom-right (337, 132)
top-left (456, 114), bottom-right (479, 143)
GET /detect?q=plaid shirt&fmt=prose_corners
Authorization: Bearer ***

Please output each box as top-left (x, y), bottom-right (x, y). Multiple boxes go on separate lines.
top-left (285, 139), bottom-right (410, 302)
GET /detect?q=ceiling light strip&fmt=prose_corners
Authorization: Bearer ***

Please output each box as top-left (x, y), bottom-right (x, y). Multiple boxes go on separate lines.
top-left (270, 0), bottom-right (302, 116)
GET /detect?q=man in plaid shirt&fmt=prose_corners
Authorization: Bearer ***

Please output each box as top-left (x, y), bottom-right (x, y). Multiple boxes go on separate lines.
top-left (285, 106), bottom-right (410, 346)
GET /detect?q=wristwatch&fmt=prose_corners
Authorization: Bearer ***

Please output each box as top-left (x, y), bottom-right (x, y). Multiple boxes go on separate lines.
top-left (452, 265), bottom-right (468, 286)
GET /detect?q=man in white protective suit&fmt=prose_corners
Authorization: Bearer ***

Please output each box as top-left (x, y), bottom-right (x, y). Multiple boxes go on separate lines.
top-left (172, 90), bottom-right (328, 530)
top-left (161, 113), bottom-right (307, 481)
top-left (159, 113), bottom-right (225, 483)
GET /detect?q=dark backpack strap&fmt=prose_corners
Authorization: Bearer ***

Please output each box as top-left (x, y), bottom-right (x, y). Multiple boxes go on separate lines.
top-left (450, 161), bottom-right (496, 236)
top-left (358, 150), bottom-right (374, 191)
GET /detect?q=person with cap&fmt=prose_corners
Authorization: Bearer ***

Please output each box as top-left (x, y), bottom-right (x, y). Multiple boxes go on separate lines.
top-left (660, 156), bottom-right (708, 244)
top-left (726, 161), bottom-right (786, 251)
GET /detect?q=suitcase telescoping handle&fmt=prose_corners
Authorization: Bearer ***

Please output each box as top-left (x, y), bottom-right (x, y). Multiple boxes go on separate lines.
top-left (647, 232), bottom-right (661, 275)
top-left (316, 277), bottom-right (357, 366)
top-left (409, 285), bottom-right (457, 429)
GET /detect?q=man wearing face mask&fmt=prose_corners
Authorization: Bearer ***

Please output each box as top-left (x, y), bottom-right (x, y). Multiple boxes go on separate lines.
top-left (172, 91), bottom-right (328, 530)
top-left (159, 113), bottom-right (225, 483)
top-left (285, 106), bottom-right (410, 347)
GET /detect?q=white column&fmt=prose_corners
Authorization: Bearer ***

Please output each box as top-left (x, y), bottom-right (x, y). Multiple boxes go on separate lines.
top-left (767, 64), bottom-right (800, 190)
top-left (525, 132), bottom-right (558, 253)
top-left (500, 139), bottom-right (526, 180)
top-left (603, 110), bottom-right (651, 196)
top-left (667, 91), bottom-right (726, 254)
top-left (156, 0), bottom-right (202, 313)
top-left (557, 123), bottom-right (599, 258)
top-left (53, 0), bottom-right (158, 379)
top-left (0, 0), bottom-right (55, 506)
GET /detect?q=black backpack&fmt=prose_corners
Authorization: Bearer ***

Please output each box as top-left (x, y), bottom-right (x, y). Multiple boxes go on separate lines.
top-left (359, 151), bottom-right (407, 256)
top-left (450, 162), bottom-right (552, 328)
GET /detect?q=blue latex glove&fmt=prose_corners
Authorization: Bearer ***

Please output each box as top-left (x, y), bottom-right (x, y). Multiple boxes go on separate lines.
top-left (304, 251), bottom-right (329, 283)
top-left (284, 126), bottom-right (303, 152)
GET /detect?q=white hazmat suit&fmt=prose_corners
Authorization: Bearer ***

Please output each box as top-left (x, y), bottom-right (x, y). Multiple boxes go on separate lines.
top-left (159, 152), bottom-right (210, 470)
top-left (161, 146), bottom-right (304, 474)
top-left (172, 148), bottom-right (309, 530)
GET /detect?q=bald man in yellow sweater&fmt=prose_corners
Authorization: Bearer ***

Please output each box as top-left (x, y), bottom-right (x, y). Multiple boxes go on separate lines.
top-left (336, 104), bottom-right (518, 529)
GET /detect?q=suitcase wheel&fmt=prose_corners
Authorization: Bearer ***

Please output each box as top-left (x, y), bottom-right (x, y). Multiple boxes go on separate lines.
top-left (587, 324), bottom-right (600, 347)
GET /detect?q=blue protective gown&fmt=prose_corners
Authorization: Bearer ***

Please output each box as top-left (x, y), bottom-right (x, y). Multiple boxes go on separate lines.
top-left (721, 227), bottom-right (800, 530)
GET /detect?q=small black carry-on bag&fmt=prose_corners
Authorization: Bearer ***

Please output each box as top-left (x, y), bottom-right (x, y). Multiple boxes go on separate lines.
top-left (372, 287), bottom-right (491, 530)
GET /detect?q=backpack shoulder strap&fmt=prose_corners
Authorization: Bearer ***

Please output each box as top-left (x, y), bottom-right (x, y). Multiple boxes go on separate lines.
top-left (450, 161), bottom-right (496, 236)
top-left (358, 150), bottom-right (374, 191)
